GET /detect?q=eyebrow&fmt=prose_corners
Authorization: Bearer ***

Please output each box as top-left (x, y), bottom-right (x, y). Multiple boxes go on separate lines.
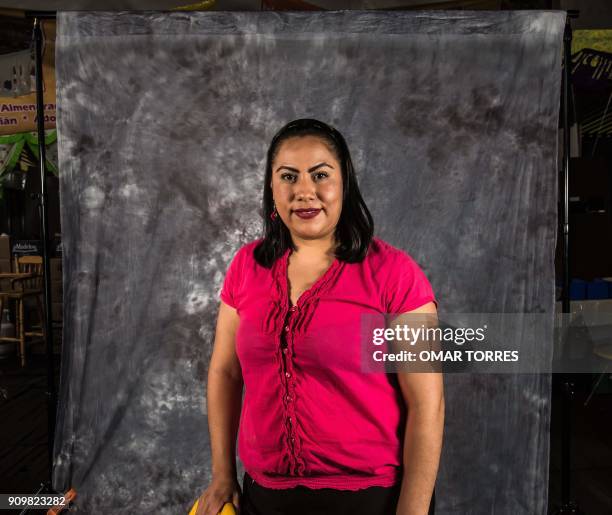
top-left (275, 162), bottom-right (335, 173)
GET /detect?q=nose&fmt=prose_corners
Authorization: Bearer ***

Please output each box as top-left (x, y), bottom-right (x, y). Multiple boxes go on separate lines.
top-left (294, 174), bottom-right (316, 201)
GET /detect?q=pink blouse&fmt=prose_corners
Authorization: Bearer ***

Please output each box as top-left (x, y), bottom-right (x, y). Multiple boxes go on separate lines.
top-left (219, 236), bottom-right (437, 491)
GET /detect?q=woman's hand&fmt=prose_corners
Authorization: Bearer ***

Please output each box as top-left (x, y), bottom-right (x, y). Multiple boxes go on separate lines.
top-left (195, 474), bottom-right (241, 515)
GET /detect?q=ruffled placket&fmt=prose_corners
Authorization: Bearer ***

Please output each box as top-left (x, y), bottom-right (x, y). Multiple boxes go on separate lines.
top-left (265, 246), bottom-right (345, 477)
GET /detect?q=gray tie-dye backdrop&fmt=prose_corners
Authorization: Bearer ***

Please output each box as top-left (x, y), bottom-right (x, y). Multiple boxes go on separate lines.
top-left (53, 10), bottom-right (564, 514)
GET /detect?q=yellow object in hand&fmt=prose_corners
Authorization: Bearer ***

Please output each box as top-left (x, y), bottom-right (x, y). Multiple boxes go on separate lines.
top-left (189, 499), bottom-right (236, 515)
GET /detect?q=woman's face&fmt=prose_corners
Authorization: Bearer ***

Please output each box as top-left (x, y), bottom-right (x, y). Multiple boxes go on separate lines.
top-left (270, 135), bottom-right (343, 243)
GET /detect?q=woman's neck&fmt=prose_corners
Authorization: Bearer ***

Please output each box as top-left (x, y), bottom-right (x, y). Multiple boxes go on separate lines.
top-left (290, 234), bottom-right (337, 261)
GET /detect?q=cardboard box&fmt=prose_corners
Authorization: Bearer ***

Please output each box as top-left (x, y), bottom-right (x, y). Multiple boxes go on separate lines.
top-left (0, 258), bottom-right (12, 290)
top-left (0, 258), bottom-right (11, 273)
top-left (0, 234), bottom-right (10, 260)
top-left (51, 280), bottom-right (63, 301)
top-left (51, 302), bottom-right (62, 322)
top-left (49, 258), bottom-right (62, 282)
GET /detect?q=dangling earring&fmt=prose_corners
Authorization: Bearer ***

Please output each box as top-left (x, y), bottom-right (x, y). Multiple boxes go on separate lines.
top-left (270, 201), bottom-right (278, 221)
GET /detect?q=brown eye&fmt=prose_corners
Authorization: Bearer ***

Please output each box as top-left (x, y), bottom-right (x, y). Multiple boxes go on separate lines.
top-left (314, 172), bottom-right (328, 181)
top-left (281, 173), bottom-right (297, 182)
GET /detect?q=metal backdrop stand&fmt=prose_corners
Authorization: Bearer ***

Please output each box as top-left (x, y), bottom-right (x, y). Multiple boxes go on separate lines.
top-left (21, 8), bottom-right (581, 513)
top-left (553, 9), bottom-right (585, 515)
top-left (14, 11), bottom-right (63, 512)
top-left (32, 14), bottom-right (57, 486)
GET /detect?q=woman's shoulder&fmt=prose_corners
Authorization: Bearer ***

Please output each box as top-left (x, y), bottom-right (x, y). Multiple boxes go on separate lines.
top-left (239, 238), bottom-right (263, 253)
top-left (222, 239), bottom-right (263, 273)
top-left (231, 238), bottom-right (263, 259)
top-left (369, 237), bottom-right (437, 312)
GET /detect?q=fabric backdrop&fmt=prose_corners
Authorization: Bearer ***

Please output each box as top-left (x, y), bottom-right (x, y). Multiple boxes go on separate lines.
top-left (53, 10), bottom-right (564, 514)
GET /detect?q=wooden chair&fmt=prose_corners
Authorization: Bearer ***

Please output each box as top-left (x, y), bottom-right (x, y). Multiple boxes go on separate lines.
top-left (0, 255), bottom-right (45, 367)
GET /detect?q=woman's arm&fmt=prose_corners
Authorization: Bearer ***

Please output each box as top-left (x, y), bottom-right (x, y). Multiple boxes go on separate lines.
top-left (393, 301), bottom-right (445, 515)
top-left (208, 300), bottom-right (243, 478)
top-left (198, 301), bottom-right (243, 515)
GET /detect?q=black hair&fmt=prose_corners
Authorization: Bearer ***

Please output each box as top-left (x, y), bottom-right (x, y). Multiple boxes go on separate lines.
top-left (254, 118), bottom-right (374, 268)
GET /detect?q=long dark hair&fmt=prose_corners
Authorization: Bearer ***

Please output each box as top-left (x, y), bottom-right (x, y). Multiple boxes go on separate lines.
top-left (254, 118), bottom-right (374, 268)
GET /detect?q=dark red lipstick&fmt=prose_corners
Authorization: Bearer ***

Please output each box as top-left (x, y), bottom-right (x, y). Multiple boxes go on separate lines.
top-left (293, 208), bottom-right (322, 219)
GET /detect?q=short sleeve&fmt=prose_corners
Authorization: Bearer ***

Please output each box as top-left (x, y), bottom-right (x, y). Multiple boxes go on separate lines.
top-left (219, 246), bottom-right (246, 309)
top-left (385, 250), bottom-right (437, 314)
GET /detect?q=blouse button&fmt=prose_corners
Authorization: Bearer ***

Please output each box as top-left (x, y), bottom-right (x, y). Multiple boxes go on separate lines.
top-left (285, 372), bottom-right (291, 378)
top-left (284, 325), bottom-right (290, 332)
top-left (290, 306), bottom-right (298, 312)
top-left (286, 395), bottom-right (292, 401)
top-left (283, 348), bottom-right (289, 355)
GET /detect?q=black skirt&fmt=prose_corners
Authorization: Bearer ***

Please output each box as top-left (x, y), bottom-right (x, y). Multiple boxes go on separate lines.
top-left (240, 471), bottom-right (435, 515)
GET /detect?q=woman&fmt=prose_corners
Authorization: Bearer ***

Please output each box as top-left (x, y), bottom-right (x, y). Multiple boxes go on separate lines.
top-left (197, 119), bottom-right (444, 515)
